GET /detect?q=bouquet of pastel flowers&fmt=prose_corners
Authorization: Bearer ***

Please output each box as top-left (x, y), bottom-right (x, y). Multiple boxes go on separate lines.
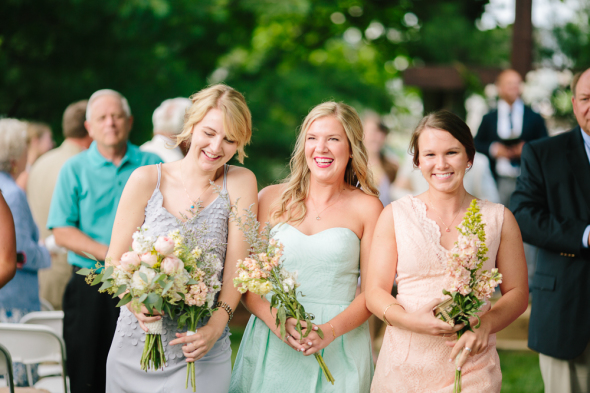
top-left (230, 205), bottom-right (335, 385)
top-left (79, 219), bottom-right (223, 388)
top-left (434, 199), bottom-right (502, 393)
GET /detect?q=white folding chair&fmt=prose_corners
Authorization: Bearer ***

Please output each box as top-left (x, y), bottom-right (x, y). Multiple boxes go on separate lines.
top-left (0, 343), bottom-right (15, 393)
top-left (20, 312), bottom-right (63, 337)
top-left (0, 324), bottom-right (68, 393)
top-left (20, 312), bottom-right (64, 378)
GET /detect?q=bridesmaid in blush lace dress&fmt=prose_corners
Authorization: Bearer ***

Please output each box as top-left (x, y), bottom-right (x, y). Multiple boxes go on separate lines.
top-left (366, 111), bottom-right (529, 393)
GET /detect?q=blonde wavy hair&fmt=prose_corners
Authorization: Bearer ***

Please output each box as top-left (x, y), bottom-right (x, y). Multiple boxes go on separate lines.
top-left (271, 102), bottom-right (378, 225)
top-left (175, 84), bottom-right (252, 163)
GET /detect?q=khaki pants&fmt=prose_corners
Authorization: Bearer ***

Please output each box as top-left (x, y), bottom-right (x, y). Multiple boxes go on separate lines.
top-left (540, 343), bottom-right (590, 393)
top-left (38, 253), bottom-right (71, 310)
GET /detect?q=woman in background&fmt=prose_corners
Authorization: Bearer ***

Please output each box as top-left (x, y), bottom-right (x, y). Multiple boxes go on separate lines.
top-left (0, 118), bottom-right (51, 385)
top-left (363, 113), bottom-right (398, 207)
top-left (16, 121), bottom-right (54, 190)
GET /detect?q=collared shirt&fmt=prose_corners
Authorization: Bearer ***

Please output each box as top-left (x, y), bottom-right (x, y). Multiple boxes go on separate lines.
top-left (47, 141), bottom-right (162, 268)
top-left (495, 98), bottom-right (525, 178)
top-left (581, 128), bottom-right (590, 248)
top-left (140, 134), bottom-right (184, 163)
top-left (497, 98), bottom-right (524, 139)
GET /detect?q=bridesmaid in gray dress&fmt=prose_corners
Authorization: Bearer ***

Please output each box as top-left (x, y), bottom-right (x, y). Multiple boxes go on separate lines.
top-left (104, 84), bottom-right (258, 392)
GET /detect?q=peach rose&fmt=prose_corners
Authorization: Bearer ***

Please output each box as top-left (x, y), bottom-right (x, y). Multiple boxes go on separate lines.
top-left (161, 256), bottom-right (184, 275)
top-left (120, 251), bottom-right (141, 272)
top-left (154, 236), bottom-right (175, 257)
top-left (140, 252), bottom-right (158, 267)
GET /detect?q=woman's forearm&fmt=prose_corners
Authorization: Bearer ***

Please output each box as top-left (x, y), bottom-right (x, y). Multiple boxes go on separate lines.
top-left (0, 194), bottom-right (16, 288)
top-left (327, 293), bottom-right (372, 337)
top-left (242, 291), bottom-right (280, 334)
top-left (480, 287), bottom-right (528, 335)
top-left (207, 285), bottom-right (242, 335)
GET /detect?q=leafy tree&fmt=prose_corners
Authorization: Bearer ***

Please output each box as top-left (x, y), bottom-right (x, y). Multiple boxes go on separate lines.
top-left (1, 0), bottom-right (510, 186)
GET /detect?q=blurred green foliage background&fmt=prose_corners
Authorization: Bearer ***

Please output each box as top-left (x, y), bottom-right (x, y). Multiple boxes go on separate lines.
top-left (2, 0), bottom-right (585, 186)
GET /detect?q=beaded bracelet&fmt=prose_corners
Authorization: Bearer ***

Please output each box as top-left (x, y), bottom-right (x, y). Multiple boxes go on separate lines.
top-left (215, 301), bottom-right (234, 322)
top-left (382, 302), bottom-right (405, 326)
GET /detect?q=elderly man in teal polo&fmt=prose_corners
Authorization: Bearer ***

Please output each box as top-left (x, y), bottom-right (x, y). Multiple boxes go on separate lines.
top-left (47, 89), bottom-right (161, 393)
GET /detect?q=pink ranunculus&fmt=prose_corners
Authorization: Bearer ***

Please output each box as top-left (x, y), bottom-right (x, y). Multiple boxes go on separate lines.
top-left (140, 252), bottom-right (158, 267)
top-left (120, 251), bottom-right (141, 272)
top-left (154, 236), bottom-right (175, 256)
top-left (161, 256), bottom-right (184, 275)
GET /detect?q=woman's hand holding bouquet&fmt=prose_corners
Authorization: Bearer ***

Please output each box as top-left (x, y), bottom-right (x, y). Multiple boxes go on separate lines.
top-left (230, 205), bottom-right (335, 384)
top-left (78, 216), bottom-right (223, 392)
top-left (433, 199), bottom-right (503, 393)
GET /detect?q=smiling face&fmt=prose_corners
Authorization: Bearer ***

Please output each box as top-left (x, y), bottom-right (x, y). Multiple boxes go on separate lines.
top-left (304, 116), bottom-right (351, 184)
top-left (85, 94), bottom-right (132, 150)
top-left (417, 127), bottom-right (471, 194)
top-left (188, 108), bottom-right (238, 172)
top-left (572, 69), bottom-right (590, 136)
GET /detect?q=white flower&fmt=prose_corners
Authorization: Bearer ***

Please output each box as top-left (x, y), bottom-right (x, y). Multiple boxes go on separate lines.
top-left (131, 266), bottom-right (157, 291)
top-left (131, 230), bottom-right (154, 254)
top-left (112, 268), bottom-right (131, 287)
top-left (283, 277), bottom-right (295, 292)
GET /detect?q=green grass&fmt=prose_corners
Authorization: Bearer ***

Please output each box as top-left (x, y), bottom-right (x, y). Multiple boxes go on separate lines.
top-left (229, 326), bottom-right (245, 367)
top-left (229, 327), bottom-right (543, 392)
top-left (499, 350), bottom-right (543, 393)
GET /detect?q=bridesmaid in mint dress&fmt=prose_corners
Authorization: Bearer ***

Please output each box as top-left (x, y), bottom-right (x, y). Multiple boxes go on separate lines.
top-left (230, 102), bottom-right (383, 392)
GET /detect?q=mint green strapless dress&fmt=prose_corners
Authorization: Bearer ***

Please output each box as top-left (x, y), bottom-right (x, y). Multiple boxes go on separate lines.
top-left (229, 224), bottom-right (373, 393)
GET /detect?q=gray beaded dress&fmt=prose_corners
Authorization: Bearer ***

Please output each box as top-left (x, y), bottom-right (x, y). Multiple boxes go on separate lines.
top-left (106, 163), bottom-right (231, 392)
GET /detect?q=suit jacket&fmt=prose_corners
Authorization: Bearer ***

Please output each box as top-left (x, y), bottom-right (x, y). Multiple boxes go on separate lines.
top-left (510, 128), bottom-right (590, 360)
top-left (475, 105), bottom-right (548, 179)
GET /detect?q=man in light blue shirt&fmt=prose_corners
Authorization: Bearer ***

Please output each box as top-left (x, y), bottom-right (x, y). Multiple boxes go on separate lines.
top-left (47, 89), bottom-right (161, 393)
top-left (512, 69), bottom-right (590, 393)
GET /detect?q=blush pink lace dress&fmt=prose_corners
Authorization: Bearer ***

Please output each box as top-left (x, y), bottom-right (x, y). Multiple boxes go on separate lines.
top-left (371, 195), bottom-right (504, 393)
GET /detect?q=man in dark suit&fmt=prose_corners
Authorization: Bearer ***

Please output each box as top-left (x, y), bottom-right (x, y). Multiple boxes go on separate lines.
top-left (511, 68), bottom-right (590, 393)
top-left (475, 69), bottom-right (548, 206)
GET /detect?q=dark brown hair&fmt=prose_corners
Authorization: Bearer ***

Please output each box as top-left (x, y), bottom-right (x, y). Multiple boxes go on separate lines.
top-left (63, 100), bottom-right (89, 139)
top-left (409, 110), bottom-right (475, 167)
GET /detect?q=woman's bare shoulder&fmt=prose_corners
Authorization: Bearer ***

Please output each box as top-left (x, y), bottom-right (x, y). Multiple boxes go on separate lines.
top-left (126, 165), bottom-right (159, 194)
top-left (349, 188), bottom-right (383, 214)
top-left (259, 183), bottom-right (286, 204)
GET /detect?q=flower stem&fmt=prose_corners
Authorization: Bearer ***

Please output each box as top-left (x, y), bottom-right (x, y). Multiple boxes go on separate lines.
top-left (314, 353), bottom-right (335, 384)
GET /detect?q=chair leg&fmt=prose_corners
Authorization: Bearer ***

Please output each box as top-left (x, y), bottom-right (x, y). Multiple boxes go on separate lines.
top-left (26, 364), bottom-right (33, 387)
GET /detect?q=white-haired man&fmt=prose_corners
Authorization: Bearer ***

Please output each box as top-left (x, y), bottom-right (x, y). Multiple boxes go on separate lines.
top-left (47, 89), bottom-right (162, 393)
top-left (140, 97), bottom-right (191, 162)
